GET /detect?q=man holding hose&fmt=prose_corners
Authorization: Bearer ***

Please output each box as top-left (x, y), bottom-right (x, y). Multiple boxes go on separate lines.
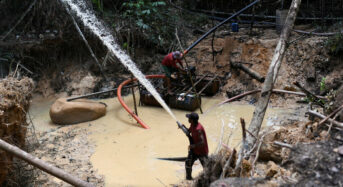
top-left (184, 112), bottom-right (209, 180)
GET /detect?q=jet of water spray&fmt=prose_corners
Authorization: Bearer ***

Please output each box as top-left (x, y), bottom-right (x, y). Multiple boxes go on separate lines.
top-left (61, 0), bottom-right (177, 121)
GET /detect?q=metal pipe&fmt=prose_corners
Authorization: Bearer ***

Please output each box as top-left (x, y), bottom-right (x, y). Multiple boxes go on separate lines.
top-left (191, 8), bottom-right (343, 21)
top-left (67, 84), bottom-right (138, 102)
top-left (0, 138), bottom-right (94, 187)
top-left (184, 0), bottom-right (260, 55)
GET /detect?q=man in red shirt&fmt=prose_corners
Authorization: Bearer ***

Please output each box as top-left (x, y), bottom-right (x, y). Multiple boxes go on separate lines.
top-left (161, 51), bottom-right (184, 94)
top-left (185, 112), bottom-right (209, 180)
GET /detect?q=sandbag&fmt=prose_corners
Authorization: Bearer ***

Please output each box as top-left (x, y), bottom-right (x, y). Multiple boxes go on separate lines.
top-left (50, 98), bottom-right (106, 125)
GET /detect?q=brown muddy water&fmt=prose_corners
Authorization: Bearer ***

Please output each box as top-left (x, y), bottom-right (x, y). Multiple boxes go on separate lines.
top-left (29, 94), bottom-right (290, 186)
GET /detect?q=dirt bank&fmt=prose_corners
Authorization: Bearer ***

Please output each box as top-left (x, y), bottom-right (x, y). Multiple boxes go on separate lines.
top-left (184, 27), bottom-right (338, 107)
top-left (0, 77), bottom-right (34, 185)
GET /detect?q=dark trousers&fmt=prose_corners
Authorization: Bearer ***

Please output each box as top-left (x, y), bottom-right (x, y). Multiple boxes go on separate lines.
top-left (185, 151), bottom-right (208, 179)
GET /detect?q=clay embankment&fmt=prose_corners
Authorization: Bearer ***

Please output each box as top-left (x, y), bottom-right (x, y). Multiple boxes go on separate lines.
top-left (0, 77), bottom-right (34, 184)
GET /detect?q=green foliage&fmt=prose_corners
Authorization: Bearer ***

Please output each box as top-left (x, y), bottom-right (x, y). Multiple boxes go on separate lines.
top-left (122, 42), bottom-right (128, 49)
top-left (326, 33), bottom-right (343, 55)
top-left (92, 0), bottom-right (103, 12)
top-left (320, 77), bottom-right (326, 92)
top-left (183, 12), bottom-right (208, 26)
top-left (122, 0), bottom-right (177, 48)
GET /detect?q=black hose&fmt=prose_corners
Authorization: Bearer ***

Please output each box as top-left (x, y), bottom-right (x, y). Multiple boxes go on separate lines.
top-left (66, 84), bottom-right (138, 101)
top-left (184, 0), bottom-right (260, 55)
top-left (210, 16), bottom-right (275, 26)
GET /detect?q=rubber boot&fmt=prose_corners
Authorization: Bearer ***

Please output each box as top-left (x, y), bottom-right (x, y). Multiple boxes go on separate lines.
top-left (186, 168), bottom-right (193, 180)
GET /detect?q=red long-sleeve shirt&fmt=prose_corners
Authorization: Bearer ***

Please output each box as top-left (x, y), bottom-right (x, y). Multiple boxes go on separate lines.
top-left (162, 53), bottom-right (182, 68)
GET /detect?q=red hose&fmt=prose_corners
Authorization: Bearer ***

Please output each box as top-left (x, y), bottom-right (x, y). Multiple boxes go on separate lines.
top-left (117, 74), bottom-right (166, 129)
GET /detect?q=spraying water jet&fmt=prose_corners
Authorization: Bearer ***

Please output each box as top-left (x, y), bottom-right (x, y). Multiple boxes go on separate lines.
top-left (60, 0), bottom-right (178, 124)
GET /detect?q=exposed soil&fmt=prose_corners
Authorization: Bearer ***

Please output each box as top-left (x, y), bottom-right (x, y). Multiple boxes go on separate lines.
top-left (1, 1), bottom-right (343, 186)
top-left (284, 128), bottom-right (343, 186)
top-left (0, 77), bottom-right (34, 184)
top-left (184, 27), bottom-right (337, 108)
top-left (32, 127), bottom-right (104, 186)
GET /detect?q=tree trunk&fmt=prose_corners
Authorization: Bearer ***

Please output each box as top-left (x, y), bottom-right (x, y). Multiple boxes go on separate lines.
top-left (231, 61), bottom-right (265, 82)
top-left (0, 138), bottom-right (93, 187)
top-left (245, 0), bottom-right (302, 152)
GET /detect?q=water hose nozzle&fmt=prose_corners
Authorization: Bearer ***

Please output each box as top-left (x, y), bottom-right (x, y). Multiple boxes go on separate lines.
top-left (176, 121), bottom-right (182, 128)
top-left (176, 121), bottom-right (190, 136)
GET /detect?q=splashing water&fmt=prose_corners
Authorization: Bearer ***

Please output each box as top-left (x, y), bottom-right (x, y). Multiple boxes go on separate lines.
top-left (61, 0), bottom-right (177, 121)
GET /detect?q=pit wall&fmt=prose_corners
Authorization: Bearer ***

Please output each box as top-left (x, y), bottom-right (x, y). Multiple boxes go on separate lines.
top-left (0, 77), bottom-right (34, 184)
top-left (186, 28), bottom-right (339, 98)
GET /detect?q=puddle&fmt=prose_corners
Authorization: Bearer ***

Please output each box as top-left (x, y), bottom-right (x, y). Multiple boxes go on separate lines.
top-left (29, 94), bottom-right (290, 186)
top-left (29, 96), bottom-right (60, 132)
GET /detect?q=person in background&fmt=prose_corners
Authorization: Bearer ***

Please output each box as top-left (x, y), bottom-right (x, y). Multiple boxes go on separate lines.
top-left (161, 51), bottom-right (184, 94)
top-left (185, 112), bottom-right (208, 180)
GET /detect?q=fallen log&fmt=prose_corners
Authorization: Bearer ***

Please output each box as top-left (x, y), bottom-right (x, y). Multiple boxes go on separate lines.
top-left (205, 90), bottom-right (261, 114)
top-left (308, 110), bottom-right (343, 129)
top-left (293, 29), bottom-right (343, 36)
top-left (205, 88), bottom-right (325, 114)
top-left (0, 138), bottom-right (93, 187)
top-left (273, 89), bottom-right (326, 99)
top-left (231, 61), bottom-right (265, 82)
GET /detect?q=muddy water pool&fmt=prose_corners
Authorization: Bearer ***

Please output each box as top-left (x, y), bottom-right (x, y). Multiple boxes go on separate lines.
top-left (29, 94), bottom-right (291, 186)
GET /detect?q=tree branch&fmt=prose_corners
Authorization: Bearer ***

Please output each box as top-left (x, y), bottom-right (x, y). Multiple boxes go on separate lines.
top-left (1, 0), bottom-right (37, 41)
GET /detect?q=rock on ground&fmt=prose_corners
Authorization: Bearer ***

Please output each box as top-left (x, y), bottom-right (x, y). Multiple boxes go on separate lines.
top-left (49, 98), bottom-right (106, 125)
